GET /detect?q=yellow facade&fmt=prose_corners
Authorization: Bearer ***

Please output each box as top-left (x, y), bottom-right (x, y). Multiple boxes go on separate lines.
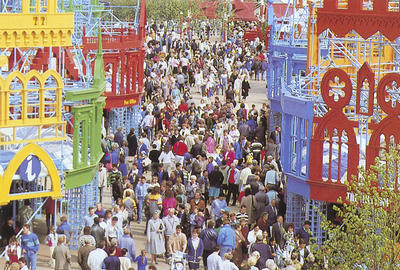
top-left (0, 0), bottom-right (73, 48)
top-left (0, 143), bottom-right (62, 205)
top-left (0, 70), bottom-right (66, 145)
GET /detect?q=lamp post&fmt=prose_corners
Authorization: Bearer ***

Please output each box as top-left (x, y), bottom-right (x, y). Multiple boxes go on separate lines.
top-left (187, 0), bottom-right (191, 40)
top-left (180, 11), bottom-right (183, 39)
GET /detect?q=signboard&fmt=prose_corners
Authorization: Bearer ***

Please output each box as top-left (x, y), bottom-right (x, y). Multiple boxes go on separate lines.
top-left (18, 155), bottom-right (41, 182)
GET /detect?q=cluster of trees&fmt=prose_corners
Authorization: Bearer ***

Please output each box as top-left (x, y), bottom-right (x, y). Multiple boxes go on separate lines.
top-left (315, 147), bottom-right (400, 269)
top-left (109, 0), bottom-right (202, 22)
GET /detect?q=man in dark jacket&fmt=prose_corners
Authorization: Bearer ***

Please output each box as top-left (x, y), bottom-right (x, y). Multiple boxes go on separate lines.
top-left (208, 166), bottom-right (224, 199)
top-left (266, 199), bottom-right (278, 229)
top-left (148, 144), bottom-right (161, 176)
top-left (126, 128), bottom-right (138, 156)
top-left (271, 215), bottom-right (286, 249)
top-left (251, 234), bottom-right (273, 269)
top-left (91, 217), bottom-right (105, 244)
top-left (296, 220), bottom-right (313, 245)
top-left (199, 221), bottom-right (218, 268)
top-left (78, 239), bottom-right (96, 270)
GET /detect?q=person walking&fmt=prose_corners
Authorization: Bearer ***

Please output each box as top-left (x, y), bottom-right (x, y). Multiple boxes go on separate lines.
top-left (135, 176), bottom-right (149, 224)
top-left (168, 225), bottom-right (187, 254)
top-left (52, 235), bottom-right (71, 270)
top-left (77, 239), bottom-right (95, 270)
top-left (87, 240), bottom-right (108, 270)
top-left (98, 163), bottom-right (107, 203)
top-left (4, 236), bottom-right (21, 269)
top-left (146, 211), bottom-right (165, 264)
top-left (21, 224), bottom-right (40, 270)
top-left (240, 188), bottom-right (257, 224)
top-left (226, 163), bottom-right (240, 206)
top-left (162, 208), bottom-right (180, 257)
top-left (207, 246), bottom-right (224, 270)
top-left (187, 228), bottom-right (204, 270)
top-left (217, 219), bottom-right (236, 258)
top-left (199, 220), bottom-right (218, 268)
top-left (241, 75), bottom-right (250, 100)
top-left (127, 128), bottom-right (138, 156)
top-left (118, 228), bottom-right (136, 262)
top-left (133, 250), bottom-right (148, 270)
top-left (119, 248), bottom-right (132, 270)
top-left (102, 246), bottom-right (120, 270)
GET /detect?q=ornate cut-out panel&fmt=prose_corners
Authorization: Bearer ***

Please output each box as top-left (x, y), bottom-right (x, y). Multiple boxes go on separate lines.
top-left (356, 62), bottom-right (375, 116)
top-left (317, 0), bottom-right (400, 41)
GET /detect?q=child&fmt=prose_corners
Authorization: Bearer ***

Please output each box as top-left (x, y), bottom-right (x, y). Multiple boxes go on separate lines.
top-left (133, 249), bottom-right (148, 270)
top-left (46, 225), bottom-right (58, 267)
top-left (195, 209), bottom-right (206, 229)
top-left (18, 257), bottom-right (29, 270)
top-left (190, 207), bottom-right (199, 232)
top-left (4, 236), bottom-right (21, 269)
top-left (222, 253), bottom-right (239, 270)
top-left (119, 248), bottom-right (132, 270)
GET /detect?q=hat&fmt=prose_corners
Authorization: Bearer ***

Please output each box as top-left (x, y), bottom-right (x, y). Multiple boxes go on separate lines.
top-left (256, 234), bottom-right (264, 242)
top-left (220, 207), bottom-right (229, 213)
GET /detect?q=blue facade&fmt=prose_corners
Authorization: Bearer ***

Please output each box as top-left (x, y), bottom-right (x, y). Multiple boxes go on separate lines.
top-left (267, 26), bottom-right (312, 198)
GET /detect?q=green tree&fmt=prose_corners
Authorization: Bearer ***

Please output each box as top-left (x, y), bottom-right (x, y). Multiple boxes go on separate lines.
top-left (315, 146), bottom-right (400, 269)
top-left (146, 0), bottom-right (190, 22)
top-left (109, 0), bottom-right (138, 21)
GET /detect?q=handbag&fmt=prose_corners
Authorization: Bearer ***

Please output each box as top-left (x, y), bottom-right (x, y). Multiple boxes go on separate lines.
top-left (251, 195), bottom-right (257, 212)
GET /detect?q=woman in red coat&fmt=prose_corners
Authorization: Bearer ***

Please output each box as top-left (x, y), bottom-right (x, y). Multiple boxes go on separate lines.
top-left (223, 145), bottom-right (235, 166)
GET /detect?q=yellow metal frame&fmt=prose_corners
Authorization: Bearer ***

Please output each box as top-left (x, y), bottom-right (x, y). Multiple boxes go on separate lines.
top-left (0, 143), bottom-right (62, 206)
top-left (0, 69), bottom-right (66, 145)
top-left (0, 0), bottom-right (73, 48)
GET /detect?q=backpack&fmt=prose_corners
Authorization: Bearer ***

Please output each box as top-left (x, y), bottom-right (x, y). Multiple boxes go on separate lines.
top-left (149, 198), bottom-right (161, 215)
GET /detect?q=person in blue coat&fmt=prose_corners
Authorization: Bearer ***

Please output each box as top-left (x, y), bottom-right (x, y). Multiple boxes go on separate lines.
top-left (118, 228), bottom-right (136, 262)
top-left (133, 249), bottom-right (148, 270)
top-left (216, 219), bottom-right (236, 258)
top-left (186, 228), bottom-right (204, 270)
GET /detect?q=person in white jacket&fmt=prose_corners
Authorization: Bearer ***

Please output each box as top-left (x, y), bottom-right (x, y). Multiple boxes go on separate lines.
top-left (207, 246), bottom-right (224, 270)
top-left (98, 163), bottom-right (107, 203)
top-left (158, 146), bottom-right (175, 175)
top-left (87, 240), bottom-right (108, 270)
top-left (247, 224), bottom-right (263, 244)
top-left (222, 252), bottom-right (239, 270)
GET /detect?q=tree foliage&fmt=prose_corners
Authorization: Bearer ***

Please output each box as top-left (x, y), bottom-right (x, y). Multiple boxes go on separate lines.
top-left (146, 0), bottom-right (200, 22)
top-left (109, 0), bottom-right (138, 21)
top-left (315, 147), bottom-right (400, 269)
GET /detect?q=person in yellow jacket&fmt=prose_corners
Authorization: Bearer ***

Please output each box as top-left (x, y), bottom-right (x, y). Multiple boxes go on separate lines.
top-left (123, 191), bottom-right (137, 225)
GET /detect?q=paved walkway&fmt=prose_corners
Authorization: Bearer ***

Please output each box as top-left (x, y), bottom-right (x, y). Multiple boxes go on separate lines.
top-left (0, 78), bottom-right (268, 270)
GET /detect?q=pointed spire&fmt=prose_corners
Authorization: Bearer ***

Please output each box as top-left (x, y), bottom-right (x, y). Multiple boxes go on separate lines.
top-left (93, 28), bottom-right (105, 92)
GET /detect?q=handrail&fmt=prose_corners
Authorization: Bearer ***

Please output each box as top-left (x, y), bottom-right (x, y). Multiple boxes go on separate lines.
top-left (0, 197), bottom-right (49, 258)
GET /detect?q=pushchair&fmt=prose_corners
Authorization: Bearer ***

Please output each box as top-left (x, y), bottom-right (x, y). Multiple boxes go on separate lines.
top-left (170, 251), bottom-right (187, 270)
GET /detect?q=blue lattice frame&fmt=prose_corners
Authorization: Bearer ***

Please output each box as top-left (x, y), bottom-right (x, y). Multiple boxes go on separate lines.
top-left (65, 173), bottom-right (98, 250)
top-left (109, 104), bottom-right (141, 138)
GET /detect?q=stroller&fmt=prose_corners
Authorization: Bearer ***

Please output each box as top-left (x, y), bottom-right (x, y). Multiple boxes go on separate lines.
top-left (170, 251), bottom-right (187, 270)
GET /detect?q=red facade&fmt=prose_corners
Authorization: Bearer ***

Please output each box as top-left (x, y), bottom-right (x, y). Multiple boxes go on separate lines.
top-left (317, 0), bottom-right (400, 41)
top-left (309, 0), bottom-right (400, 203)
top-left (309, 64), bottom-right (400, 202)
top-left (82, 0), bottom-right (146, 110)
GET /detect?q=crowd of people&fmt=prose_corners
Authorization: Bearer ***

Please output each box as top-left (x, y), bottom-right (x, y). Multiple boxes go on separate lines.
top-left (1, 22), bottom-right (317, 270)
